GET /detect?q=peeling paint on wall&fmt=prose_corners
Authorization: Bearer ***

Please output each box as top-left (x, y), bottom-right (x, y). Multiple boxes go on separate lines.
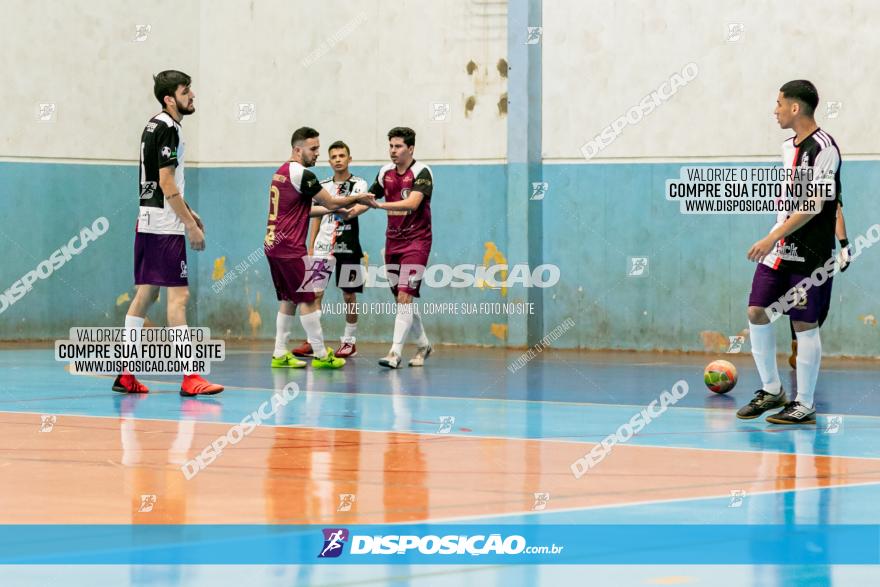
top-left (490, 323), bottom-right (508, 340)
top-left (212, 256), bottom-right (227, 281)
top-left (480, 242), bottom-right (508, 297)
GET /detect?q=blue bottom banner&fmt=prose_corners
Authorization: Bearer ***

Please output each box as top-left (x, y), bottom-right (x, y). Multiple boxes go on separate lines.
top-left (0, 524), bottom-right (877, 565)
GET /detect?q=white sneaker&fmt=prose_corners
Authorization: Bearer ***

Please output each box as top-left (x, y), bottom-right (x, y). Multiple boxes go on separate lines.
top-left (408, 344), bottom-right (433, 367)
top-left (378, 351), bottom-right (402, 369)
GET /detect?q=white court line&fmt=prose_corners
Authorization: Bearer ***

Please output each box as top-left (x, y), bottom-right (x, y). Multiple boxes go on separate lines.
top-left (3, 404), bottom-right (880, 463)
top-left (210, 349), bottom-right (880, 413)
top-left (422, 478), bottom-right (880, 525)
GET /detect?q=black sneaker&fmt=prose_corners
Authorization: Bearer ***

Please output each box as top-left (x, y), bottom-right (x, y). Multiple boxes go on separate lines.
top-left (736, 389), bottom-right (787, 419)
top-left (766, 401), bottom-right (816, 425)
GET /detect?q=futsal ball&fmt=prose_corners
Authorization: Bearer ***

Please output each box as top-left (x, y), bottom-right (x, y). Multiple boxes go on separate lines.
top-left (704, 360), bottom-right (738, 394)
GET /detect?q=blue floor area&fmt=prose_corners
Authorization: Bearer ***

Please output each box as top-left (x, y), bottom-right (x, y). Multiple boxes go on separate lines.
top-left (2, 346), bottom-right (879, 586)
top-left (2, 563), bottom-right (877, 587)
top-left (2, 348), bottom-right (879, 460)
top-left (6, 345), bottom-right (880, 414)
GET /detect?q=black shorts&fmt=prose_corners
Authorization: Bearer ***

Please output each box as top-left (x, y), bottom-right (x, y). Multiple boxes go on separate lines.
top-left (334, 254), bottom-right (365, 294)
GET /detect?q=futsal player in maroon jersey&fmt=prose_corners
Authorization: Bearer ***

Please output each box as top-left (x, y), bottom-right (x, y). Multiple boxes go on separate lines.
top-left (265, 127), bottom-right (376, 369)
top-left (368, 127), bottom-right (434, 369)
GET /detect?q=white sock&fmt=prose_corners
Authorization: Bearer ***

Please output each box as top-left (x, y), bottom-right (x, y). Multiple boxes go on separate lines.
top-left (124, 315), bottom-right (144, 371)
top-left (125, 314), bottom-right (145, 332)
top-left (795, 328), bottom-right (821, 408)
top-left (172, 325), bottom-right (192, 376)
top-left (410, 305), bottom-right (429, 347)
top-left (274, 312), bottom-right (294, 357)
top-left (300, 311), bottom-right (327, 359)
top-left (749, 321), bottom-right (781, 395)
top-left (390, 304), bottom-right (414, 355)
top-left (343, 322), bottom-right (357, 344)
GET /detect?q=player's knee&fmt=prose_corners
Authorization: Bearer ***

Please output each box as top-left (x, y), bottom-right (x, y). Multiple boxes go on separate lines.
top-left (792, 320), bottom-right (818, 333)
top-left (136, 285), bottom-right (159, 304)
top-left (747, 306), bottom-right (770, 324)
top-left (168, 289), bottom-right (190, 309)
top-left (343, 291), bottom-right (356, 304)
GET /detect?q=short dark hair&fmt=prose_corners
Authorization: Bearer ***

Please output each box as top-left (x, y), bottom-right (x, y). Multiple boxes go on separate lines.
top-left (388, 127), bottom-right (416, 147)
top-left (153, 70), bottom-right (191, 107)
top-left (780, 80), bottom-right (819, 117)
top-left (328, 140), bottom-right (350, 155)
top-left (291, 126), bottom-right (320, 147)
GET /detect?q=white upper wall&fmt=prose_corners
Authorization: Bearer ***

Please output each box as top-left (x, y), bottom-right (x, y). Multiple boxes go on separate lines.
top-left (196, 0), bottom-right (507, 164)
top-left (5, 0), bottom-right (877, 164)
top-left (1, 0), bottom-right (507, 164)
top-left (543, 0), bottom-right (880, 159)
top-left (1, 0), bottom-right (200, 162)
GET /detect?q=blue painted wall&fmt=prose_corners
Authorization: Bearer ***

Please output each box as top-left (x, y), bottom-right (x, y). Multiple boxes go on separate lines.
top-left (541, 161), bottom-right (880, 356)
top-left (2, 160), bottom-right (878, 356)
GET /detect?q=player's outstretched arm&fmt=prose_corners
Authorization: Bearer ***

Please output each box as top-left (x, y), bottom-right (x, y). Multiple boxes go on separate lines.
top-left (309, 205), bottom-right (333, 218)
top-left (377, 191), bottom-right (425, 212)
top-left (337, 203), bottom-right (372, 220)
top-left (313, 187), bottom-right (375, 211)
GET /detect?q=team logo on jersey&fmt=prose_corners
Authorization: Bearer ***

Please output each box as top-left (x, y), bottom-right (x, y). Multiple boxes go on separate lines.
top-left (139, 181), bottom-right (157, 200)
top-left (776, 242), bottom-right (805, 262)
top-left (800, 153), bottom-right (810, 167)
top-left (180, 261), bottom-right (188, 279)
top-left (161, 146), bottom-right (174, 158)
top-left (318, 528), bottom-right (349, 558)
top-left (401, 188), bottom-right (412, 200)
top-left (337, 182), bottom-right (352, 196)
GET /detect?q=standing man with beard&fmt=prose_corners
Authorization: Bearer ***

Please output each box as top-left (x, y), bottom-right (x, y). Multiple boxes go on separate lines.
top-left (266, 127), bottom-right (376, 369)
top-left (114, 70), bottom-right (224, 397)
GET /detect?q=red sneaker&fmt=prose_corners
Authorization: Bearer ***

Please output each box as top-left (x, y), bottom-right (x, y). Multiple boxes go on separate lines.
top-left (180, 374), bottom-right (224, 397)
top-left (335, 342), bottom-right (357, 358)
top-left (292, 341), bottom-right (314, 357)
top-left (112, 373), bottom-right (149, 394)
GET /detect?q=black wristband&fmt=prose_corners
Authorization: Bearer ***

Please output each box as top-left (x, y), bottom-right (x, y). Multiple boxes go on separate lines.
top-left (839, 238), bottom-right (849, 248)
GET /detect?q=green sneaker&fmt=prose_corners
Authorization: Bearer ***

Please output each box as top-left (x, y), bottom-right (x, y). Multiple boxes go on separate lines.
top-left (312, 348), bottom-right (346, 369)
top-left (270, 352), bottom-right (307, 368)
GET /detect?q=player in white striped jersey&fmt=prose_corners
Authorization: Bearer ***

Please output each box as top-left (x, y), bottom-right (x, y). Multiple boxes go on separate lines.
top-left (292, 141), bottom-right (371, 358)
top-left (739, 80), bottom-right (843, 425)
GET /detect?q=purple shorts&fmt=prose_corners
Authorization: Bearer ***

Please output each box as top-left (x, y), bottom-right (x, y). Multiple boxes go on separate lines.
top-left (134, 232), bottom-right (188, 287)
top-left (267, 255), bottom-right (317, 304)
top-left (385, 245), bottom-right (431, 298)
top-left (748, 263), bottom-right (833, 324)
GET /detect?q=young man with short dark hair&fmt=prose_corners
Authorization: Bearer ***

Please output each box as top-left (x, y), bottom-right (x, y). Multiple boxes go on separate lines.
top-left (292, 140), bottom-right (370, 358)
top-left (369, 127), bottom-right (434, 369)
top-left (114, 70), bottom-right (223, 397)
top-left (739, 80), bottom-right (842, 424)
